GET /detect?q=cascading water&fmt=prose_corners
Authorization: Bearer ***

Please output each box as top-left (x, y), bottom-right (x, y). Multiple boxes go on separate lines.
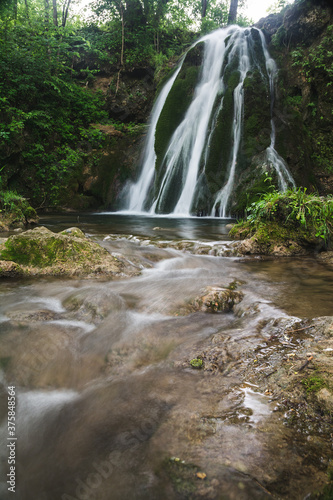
top-left (259, 31), bottom-right (296, 192)
top-left (126, 63), bottom-right (184, 212)
top-left (125, 26), bottom-right (295, 217)
top-left (210, 29), bottom-right (250, 218)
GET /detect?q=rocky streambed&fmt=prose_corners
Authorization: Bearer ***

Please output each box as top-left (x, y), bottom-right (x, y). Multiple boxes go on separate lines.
top-left (0, 223), bottom-right (332, 500)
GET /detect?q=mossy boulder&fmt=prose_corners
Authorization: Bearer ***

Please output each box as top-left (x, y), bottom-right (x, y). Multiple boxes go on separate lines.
top-left (230, 190), bottom-right (332, 255)
top-left (230, 220), bottom-right (322, 256)
top-left (0, 226), bottom-right (123, 277)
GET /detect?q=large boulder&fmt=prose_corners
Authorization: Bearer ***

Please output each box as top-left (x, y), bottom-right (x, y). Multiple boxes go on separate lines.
top-left (0, 226), bottom-right (123, 277)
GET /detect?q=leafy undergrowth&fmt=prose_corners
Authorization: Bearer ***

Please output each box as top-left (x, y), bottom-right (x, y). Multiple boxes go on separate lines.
top-left (230, 189), bottom-right (333, 252)
top-left (0, 190), bottom-right (38, 230)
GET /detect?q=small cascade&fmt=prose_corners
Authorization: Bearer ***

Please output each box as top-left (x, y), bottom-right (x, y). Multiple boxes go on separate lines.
top-left (259, 31), bottom-right (296, 192)
top-left (124, 26), bottom-right (295, 217)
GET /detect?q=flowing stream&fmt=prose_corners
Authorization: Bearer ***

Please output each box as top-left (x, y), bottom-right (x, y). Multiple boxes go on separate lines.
top-left (0, 215), bottom-right (333, 499)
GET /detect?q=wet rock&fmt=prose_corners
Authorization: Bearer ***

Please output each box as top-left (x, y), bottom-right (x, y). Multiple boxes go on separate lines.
top-left (0, 226), bottom-right (124, 277)
top-left (316, 388), bottom-right (333, 413)
top-left (255, 13), bottom-right (284, 40)
top-left (60, 227), bottom-right (86, 238)
top-left (63, 287), bottom-right (124, 323)
top-left (317, 250), bottom-right (333, 267)
top-left (311, 316), bottom-right (333, 337)
top-left (191, 286), bottom-right (244, 313)
top-left (0, 260), bottom-right (24, 277)
top-left (6, 310), bottom-right (60, 322)
top-left (231, 236), bottom-right (307, 257)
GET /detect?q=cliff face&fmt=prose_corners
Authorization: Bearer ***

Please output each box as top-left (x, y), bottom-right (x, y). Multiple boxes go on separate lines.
top-left (78, 67), bottom-right (156, 210)
top-left (257, 0), bottom-right (333, 194)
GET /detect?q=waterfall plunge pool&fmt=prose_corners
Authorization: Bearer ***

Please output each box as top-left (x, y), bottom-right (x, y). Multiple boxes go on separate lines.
top-left (37, 212), bottom-right (235, 241)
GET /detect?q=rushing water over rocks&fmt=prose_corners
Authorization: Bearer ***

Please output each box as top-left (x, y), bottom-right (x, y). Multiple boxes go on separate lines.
top-left (0, 217), bottom-right (333, 499)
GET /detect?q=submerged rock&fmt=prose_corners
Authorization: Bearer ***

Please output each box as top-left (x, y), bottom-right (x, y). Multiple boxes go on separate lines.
top-left (317, 250), bottom-right (333, 267)
top-left (191, 286), bottom-right (244, 313)
top-left (0, 226), bottom-right (124, 277)
top-left (63, 287), bottom-right (125, 322)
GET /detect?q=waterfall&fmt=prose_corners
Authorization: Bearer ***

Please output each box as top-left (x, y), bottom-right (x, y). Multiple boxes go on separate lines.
top-left (211, 29), bottom-right (250, 218)
top-left (152, 27), bottom-right (236, 215)
top-left (124, 26), bottom-right (295, 217)
top-left (126, 63), bottom-right (183, 212)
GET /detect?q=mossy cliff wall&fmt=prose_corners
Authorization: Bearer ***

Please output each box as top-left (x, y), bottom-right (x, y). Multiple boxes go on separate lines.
top-left (74, 66), bottom-right (156, 210)
top-left (257, 0), bottom-right (333, 195)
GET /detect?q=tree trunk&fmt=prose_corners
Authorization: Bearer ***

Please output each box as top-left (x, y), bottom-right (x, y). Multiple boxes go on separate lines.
top-left (116, 1), bottom-right (125, 94)
top-left (44, 0), bottom-right (50, 25)
top-left (120, 2), bottom-right (124, 67)
top-left (13, 0), bottom-right (17, 20)
top-left (62, 0), bottom-right (71, 27)
top-left (53, 0), bottom-right (58, 26)
top-left (227, 0), bottom-right (238, 24)
top-left (201, 0), bottom-right (208, 18)
top-left (24, 0), bottom-right (30, 21)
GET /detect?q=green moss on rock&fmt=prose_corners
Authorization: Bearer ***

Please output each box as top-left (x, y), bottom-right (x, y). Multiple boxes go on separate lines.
top-left (242, 69), bottom-right (271, 163)
top-left (230, 190), bottom-right (333, 255)
top-left (0, 226), bottom-right (123, 277)
top-left (190, 358), bottom-right (203, 369)
top-left (205, 70), bottom-right (240, 197)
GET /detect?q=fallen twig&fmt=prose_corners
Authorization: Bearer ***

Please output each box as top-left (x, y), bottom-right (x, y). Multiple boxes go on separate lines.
top-left (285, 325), bottom-right (314, 334)
top-left (296, 356), bottom-right (313, 373)
top-left (265, 369), bottom-right (277, 378)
